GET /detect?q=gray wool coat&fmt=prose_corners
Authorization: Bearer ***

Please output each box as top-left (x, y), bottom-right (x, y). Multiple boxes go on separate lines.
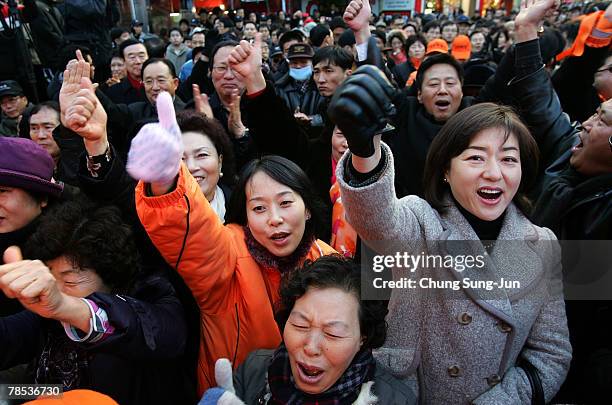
top-left (337, 143), bottom-right (572, 405)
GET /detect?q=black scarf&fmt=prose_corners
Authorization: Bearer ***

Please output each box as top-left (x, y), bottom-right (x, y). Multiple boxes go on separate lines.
top-left (265, 343), bottom-right (376, 405)
top-left (244, 226), bottom-right (315, 274)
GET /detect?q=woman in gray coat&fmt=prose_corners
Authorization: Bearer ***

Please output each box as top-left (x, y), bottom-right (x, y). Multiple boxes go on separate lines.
top-left (334, 103), bottom-right (571, 404)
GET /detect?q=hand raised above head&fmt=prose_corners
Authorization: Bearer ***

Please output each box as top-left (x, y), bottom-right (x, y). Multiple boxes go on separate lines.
top-left (328, 65), bottom-right (396, 158)
top-left (64, 77), bottom-right (107, 145)
top-left (228, 33), bottom-right (266, 94)
top-left (514, 0), bottom-right (558, 41)
top-left (59, 50), bottom-right (92, 126)
top-left (343, 0), bottom-right (371, 34)
top-left (127, 92), bottom-right (183, 189)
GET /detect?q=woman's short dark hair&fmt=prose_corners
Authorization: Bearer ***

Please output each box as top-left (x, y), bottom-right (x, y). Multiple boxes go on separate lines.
top-left (226, 155), bottom-right (325, 241)
top-left (386, 30), bottom-right (406, 47)
top-left (176, 110), bottom-right (237, 186)
top-left (404, 33), bottom-right (428, 54)
top-left (275, 255), bottom-right (388, 350)
top-left (23, 197), bottom-right (140, 294)
top-left (423, 103), bottom-right (539, 215)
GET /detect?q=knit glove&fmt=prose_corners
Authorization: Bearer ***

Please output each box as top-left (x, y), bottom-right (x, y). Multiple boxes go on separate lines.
top-left (126, 92), bottom-right (183, 183)
top-left (199, 359), bottom-right (245, 405)
top-left (327, 65), bottom-right (397, 158)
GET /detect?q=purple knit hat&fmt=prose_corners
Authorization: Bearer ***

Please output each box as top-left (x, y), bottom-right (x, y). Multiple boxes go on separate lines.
top-left (0, 137), bottom-right (63, 197)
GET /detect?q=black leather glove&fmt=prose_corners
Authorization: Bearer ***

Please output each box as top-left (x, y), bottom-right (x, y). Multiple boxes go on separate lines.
top-left (327, 65), bottom-right (397, 158)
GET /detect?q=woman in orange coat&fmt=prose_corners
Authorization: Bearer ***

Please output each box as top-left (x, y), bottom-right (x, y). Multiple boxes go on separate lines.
top-left (127, 93), bottom-right (335, 395)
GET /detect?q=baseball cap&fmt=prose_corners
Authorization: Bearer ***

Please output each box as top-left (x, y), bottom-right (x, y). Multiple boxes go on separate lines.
top-left (131, 19), bottom-right (144, 27)
top-left (270, 45), bottom-right (283, 57)
top-left (451, 35), bottom-right (471, 60)
top-left (456, 15), bottom-right (471, 24)
top-left (426, 38), bottom-right (449, 55)
top-left (287, 43), bottom-right (314, 59)
top-left (0, 80), bottom-right (24, 98)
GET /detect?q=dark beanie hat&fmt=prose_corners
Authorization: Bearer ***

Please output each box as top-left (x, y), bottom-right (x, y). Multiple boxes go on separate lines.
top-left (0, 137), bottom-right (63, 197)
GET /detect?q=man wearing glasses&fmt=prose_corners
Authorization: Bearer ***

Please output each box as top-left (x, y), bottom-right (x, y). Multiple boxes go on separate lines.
top-left (104, 39), bottom-right (149, 105)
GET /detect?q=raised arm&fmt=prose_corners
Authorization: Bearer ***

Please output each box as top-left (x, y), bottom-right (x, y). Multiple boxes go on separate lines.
top-left (127, 93), bottom-right (239, 310)
top-left (228, 33), bottom-right (311, 168)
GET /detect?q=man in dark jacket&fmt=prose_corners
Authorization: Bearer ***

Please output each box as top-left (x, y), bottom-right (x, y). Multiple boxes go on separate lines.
top-left (0, 81), bottom-right (33, 137)
top-left (26, 0), bottom-right (64, 73)
top-left (103, 39), bottom-right (148, 105)
top-left (274, 43), bottom-right (323, 129)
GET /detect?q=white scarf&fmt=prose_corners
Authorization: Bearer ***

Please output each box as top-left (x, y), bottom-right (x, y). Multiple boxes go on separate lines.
top-left (209, 185), bottom-right (226, 223)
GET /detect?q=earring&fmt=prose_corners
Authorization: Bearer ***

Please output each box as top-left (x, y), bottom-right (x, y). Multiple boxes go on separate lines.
top-left (443, 178), bottom-right (448, 183)
top-left (219, 172), bottom-right (223, 178)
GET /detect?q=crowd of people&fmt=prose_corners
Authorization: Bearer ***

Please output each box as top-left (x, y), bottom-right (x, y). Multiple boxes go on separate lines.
top-left (0, 0), bottom-right (611, 403)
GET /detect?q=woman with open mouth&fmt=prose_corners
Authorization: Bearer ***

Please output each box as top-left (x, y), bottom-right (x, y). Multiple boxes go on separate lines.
top-left (201, 256), bottom-right (417, 404)
top-left (332, 95), bottom-right (571, 403)
top-left (126, 93), bottom-right (336, 396)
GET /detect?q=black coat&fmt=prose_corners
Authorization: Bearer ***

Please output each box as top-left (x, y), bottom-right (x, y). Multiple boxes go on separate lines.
top-left (102, 78), bottom-right (146, 106)
top-left (244, 83), bottom-right (332, 240)
top-left (29, 0), bottom-right (64, 71)
top-left (0, 271), bottom-right (195, 405)
top-left (273, 73), bottom-right (323, 117)
top-left (505, 39), bottom-right (612, 404)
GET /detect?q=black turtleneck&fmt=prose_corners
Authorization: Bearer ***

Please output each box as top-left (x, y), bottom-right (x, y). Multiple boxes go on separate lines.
top-left (453, 196), bottom-right (505, 241)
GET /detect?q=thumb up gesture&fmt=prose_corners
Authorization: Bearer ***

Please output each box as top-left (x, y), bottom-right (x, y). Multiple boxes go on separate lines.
top-left (126, 92), bottom-right (183, 192)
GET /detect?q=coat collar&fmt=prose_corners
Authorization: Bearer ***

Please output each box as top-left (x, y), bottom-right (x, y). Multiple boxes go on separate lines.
top-left (437, 196), bottom-right (542, 322)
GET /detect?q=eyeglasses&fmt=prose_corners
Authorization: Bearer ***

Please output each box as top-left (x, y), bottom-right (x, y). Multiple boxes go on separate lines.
top-left (143, 78), bottom-right (169, 86)
top-left (596, 65), bottom-right (612, 74)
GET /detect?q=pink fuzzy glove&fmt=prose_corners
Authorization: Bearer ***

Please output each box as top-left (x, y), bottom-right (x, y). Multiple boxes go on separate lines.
top-left (126, 92), bottom-right (183, 183)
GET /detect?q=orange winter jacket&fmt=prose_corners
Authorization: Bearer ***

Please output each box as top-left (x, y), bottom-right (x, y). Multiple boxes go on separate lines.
top-left (135, 164), bottom-right (335, 395)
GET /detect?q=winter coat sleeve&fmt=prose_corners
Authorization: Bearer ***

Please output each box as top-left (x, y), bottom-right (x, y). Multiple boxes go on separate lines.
top-left (506, 40), bottom-right (577, 173)
top-left (472, 229), bottom-right (571, 404)
top-left (336, 143), bottom-right (429, 248)
top-left (135, 164), bottom-right (239, 312)
top-left (83, 272), bottom-right (188, 360)
top-left (0, 311), bottom-right (43, 370)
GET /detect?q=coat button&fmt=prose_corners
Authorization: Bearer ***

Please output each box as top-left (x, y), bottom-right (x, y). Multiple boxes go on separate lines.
top-left (457, 312), bottom-right (472, 325)
top-left (448, 365), bottom-right (461, 377)
top-left (498, 321), bottom-right (512, 333)
top-left (487, 374), bottom-right (501, 386)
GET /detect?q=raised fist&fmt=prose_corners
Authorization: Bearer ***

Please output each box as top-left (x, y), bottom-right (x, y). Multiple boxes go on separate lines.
top-left (327, 65), bottom-right (397, 158)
